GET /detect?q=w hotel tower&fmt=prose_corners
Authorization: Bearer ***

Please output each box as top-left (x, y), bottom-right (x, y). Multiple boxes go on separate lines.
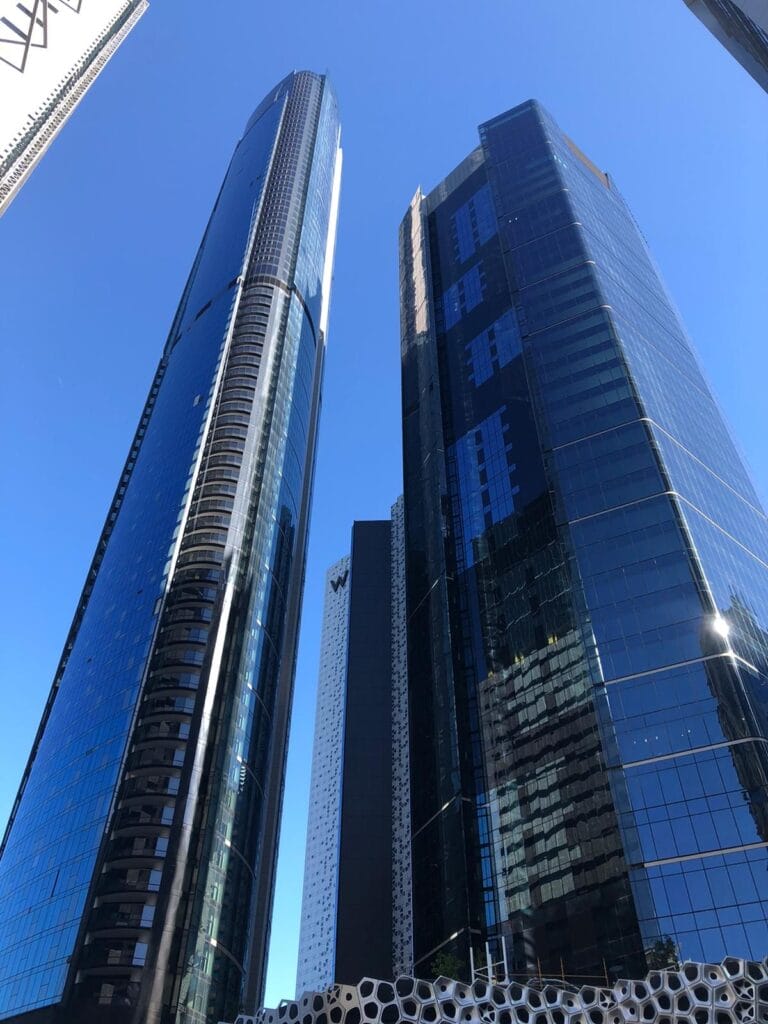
top-left (0, 71), bottom-right (341, 1024)
top-left (400, 100), bottom-right (768, 982)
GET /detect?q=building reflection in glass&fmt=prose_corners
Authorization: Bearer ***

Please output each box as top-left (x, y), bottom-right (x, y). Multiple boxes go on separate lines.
top-left (399, 100), bottom-right (768, 984)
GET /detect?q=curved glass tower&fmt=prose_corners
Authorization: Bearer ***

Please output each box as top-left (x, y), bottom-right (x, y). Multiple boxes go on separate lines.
top-left (0, 70), bottom-right (341, 1024)
top-left (400, 99), bottom-right (768, 983)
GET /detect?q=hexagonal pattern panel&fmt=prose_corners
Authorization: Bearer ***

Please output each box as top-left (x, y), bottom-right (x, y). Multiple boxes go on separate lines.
top-left (222, 959), bottom-right (768, 1024)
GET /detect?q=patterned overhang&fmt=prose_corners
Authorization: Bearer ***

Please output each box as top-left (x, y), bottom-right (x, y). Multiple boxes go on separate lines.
top-left (223, 959), bottom-right (768, 1024)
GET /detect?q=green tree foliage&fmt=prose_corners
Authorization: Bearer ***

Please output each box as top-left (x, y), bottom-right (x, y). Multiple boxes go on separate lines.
top-left (646, 937), bottom-right (681, 970)
top-left (429, 950), bottom-right (465, 981)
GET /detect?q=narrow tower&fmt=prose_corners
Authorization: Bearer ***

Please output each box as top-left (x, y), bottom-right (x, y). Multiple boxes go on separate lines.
top-left (296, 508), bottom-right (406, 994)
top-left (400, 99), bottom-right (768, 981)
top-left (0, 70), bottom-right (341, 1024)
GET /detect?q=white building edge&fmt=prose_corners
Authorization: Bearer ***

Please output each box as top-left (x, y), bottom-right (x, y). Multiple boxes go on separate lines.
top-left (0, 0), bottom-right (148, 215)
top-left (296, 554), bottom-right (352, 995)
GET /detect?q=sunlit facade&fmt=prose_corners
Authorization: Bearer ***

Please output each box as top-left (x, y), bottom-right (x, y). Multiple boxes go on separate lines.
top-left (0, 0), bottom-right (147, 216)
top-left (399, 99), bottom-right (768, 983)
top-left (0, 70), bottom-right (341, 1023)
top-left (297, 554), bottom-right (352, 994)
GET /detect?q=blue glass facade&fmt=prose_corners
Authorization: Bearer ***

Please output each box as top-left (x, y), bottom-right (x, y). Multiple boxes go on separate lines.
top-left (0, 71), bottom-right (341, 1024)
top-left (399, 100), bottom-right (768, 982)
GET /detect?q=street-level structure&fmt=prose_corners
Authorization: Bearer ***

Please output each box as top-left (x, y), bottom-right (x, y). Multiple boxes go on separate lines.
top-left (220, 955), bottom-right (768, 1024)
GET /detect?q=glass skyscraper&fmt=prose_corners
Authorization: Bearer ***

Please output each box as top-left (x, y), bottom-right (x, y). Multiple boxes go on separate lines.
top-left (399, 99), bottom-right (768, 983)
top-left (0, 70), bottom-right (341, 1024)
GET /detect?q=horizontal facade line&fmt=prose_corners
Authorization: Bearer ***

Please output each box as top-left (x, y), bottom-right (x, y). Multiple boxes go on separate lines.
top-left (635, 841), bottom-right (768, 870)
top-left (616, 735), bottom-right (768, 770)
top-left (600, 650), bottom-right (762, 687)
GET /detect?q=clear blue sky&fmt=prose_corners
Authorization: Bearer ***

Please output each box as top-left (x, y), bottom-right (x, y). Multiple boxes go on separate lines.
top-left (0, 0), bottom-right (766, 1009)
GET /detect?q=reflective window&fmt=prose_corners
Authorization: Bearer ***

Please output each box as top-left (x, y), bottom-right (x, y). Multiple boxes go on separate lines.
top-left (402, 98), bottom-right (768, 983)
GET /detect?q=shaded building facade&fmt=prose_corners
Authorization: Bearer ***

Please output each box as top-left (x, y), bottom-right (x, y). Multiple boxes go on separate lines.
top-left (399, 99), bottom-right (768, 983)
top-left (297, 506), bottom-right (408, 993)
top-left (0, 71), bottom-right (341, 1024)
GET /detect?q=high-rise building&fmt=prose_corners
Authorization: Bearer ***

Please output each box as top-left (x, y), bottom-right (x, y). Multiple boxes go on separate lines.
top-left (0, 70), bottom-right (341, 1024)
top-left (683, 0), bottom-right (768, 91)
top-left (296, 505), bottom-right (408, 994)
top-left (297, 553), bottom-right (352, 995)
top-left (399, 99), bottom-right (768, 983)
top-left (0, 0), bottom-right (148, 216)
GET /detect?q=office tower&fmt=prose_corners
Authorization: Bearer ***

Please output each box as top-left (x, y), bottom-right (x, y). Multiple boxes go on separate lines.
top-left (297, 506), bottom-right (408, 994)
top-left (683, 0), bottom-right (768, 91)
top-left (0, 70), bottom-right (341, 1024)
top-left (399, 99), bottom-right (768, 983)
top-left (0, 0), bottom-right (148, 216)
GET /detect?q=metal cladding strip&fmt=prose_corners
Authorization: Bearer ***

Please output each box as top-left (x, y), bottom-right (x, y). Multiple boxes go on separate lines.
top-left (224, 958), bottom-right (768, 1024)
top-left (390, 495), bottom-right (413, 978)
top-left (319, 141), bottom-right (343, 341)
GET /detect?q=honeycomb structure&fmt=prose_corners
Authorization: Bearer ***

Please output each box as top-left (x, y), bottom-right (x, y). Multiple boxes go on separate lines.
top-left (222, 959), bottom-right (768, 1024)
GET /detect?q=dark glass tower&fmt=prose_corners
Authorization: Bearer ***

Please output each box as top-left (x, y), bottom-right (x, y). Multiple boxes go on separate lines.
top-left (0, 71), bottom-right (341, 1024)
top-left (400, 100), bottom-right (768, 982)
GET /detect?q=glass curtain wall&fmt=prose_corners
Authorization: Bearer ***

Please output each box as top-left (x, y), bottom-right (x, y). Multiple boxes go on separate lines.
top-left (0, 71), bottom-right (341, 1024)
top-left (400, 99), bottom-right (768, 984)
